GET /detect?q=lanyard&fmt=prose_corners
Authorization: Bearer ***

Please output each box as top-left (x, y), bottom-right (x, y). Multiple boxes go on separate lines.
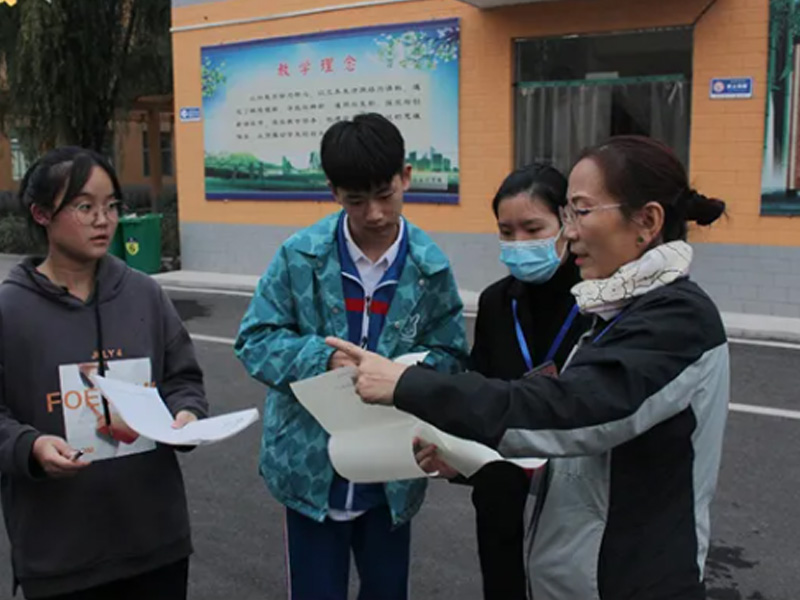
top-left (592, 310), bottom-right (626, 343)
top-left (512, 300), bottom-right (580, 372)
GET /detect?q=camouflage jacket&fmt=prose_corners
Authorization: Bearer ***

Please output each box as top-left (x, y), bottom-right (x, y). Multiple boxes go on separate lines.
top-left (235, 211), bottom-right (469, 524)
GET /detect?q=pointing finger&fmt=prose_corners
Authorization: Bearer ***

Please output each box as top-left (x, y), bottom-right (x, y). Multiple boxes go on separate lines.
top-left (325, 337), bottom-right (367, 363)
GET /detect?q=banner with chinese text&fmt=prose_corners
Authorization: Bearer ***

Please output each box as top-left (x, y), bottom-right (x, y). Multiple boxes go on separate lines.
top-left (201, 19), bottom-right (460, 203)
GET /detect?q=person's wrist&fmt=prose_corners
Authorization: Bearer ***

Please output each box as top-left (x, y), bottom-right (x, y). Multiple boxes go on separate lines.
top-left (324, 346), bottom-right (338, 370)
top-left (28, 434), bottom-right (49, 475)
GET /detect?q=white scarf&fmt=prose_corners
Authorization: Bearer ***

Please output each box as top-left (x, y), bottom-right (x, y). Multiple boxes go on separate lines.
top-left (571, 241), bottom-right (693, 320)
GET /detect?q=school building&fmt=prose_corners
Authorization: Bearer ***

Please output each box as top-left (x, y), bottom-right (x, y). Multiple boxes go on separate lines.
top-left (171, 0), bottom-right (799, 317)
top-left (0, 97), bottom-right (176, 203)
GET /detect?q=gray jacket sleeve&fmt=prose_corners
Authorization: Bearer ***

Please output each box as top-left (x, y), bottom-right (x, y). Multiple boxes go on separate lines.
top-left (0, 313), bottom-right (42, 478)
top-left (158, 289), bottom-right (209, 419)
top-left (394, 287), bottom-right (728, 457)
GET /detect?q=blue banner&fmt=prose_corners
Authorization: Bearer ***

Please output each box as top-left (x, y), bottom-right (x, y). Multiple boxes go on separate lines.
top-left (201, 19), bottom-right (460, 203)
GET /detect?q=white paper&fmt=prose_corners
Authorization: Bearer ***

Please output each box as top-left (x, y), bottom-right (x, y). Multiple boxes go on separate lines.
top-left (92, 375), bottom-right (259, 446)
top-left (330, 422), bottom-right (427, 482)
top-left (290, 362), bottom-right (546, 483)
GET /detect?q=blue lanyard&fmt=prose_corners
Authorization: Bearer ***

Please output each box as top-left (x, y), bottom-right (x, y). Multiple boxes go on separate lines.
top-left (512, 301), bottom-right (580, 372)
top-left (593, 310), bottom-right (626, 343)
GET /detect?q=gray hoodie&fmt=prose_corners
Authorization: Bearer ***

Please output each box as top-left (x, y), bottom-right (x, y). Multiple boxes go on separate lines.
top-left (0, 256), bottom-right (208, 598)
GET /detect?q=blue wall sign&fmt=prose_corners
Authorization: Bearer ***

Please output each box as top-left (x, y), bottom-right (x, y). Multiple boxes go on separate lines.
top-left (709, 77), bottom-right (753, 99)
top-left (179, 107), bottom-right (202, 122)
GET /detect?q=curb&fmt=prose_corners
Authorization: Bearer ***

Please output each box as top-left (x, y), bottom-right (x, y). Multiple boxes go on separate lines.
top-left (153, 270), bottom-right (800, 346)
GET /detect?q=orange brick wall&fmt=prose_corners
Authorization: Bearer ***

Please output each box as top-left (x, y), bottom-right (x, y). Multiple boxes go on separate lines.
top-left (690, 0), bottom-right (775, 246)
top-left (172, 0), bottom-right (781, 245)
top-left (114, 116), bottom-right (177, 188)
top-left (0, 116), bottom-right (175, 192)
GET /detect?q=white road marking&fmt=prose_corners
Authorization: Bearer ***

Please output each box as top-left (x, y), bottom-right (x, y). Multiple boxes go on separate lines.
top-left (190, 333), bottom-right (237, 346)
top-left (163, 286), bottom-right (254, 298)
top-left (729, 337), bottom-right (800, 351)
top-left (728, 403), bottom-right (800, 421)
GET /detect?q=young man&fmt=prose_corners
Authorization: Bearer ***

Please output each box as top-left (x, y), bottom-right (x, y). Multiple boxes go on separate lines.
top-left (235, 113), bottom-right (468, 600)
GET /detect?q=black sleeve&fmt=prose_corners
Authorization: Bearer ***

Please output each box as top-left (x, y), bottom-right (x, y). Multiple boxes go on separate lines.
top-left (0, 312), bottom-right (43, 479)
top-left (394, 286), bottom-right (727, 457)
top-left (468, 291), bottom-right (492, 374)
top-left (159, 289), bottom-right (209, 419)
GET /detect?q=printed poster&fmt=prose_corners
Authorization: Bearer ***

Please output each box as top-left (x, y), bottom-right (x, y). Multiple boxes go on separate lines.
top-left (58, 358), bottom-right (155, 461)
top-left (201, 19), bottom-right (460, 203)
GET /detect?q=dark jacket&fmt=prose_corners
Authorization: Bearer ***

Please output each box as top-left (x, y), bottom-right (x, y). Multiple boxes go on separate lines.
top-left (0, 256), bottom-right (208, 598)
top-left (470, 258), bottom-right (590, 379)
top-left (466, 259), bottom-right (591, 600)
top-left (395, 278), bottom-right (729, 600)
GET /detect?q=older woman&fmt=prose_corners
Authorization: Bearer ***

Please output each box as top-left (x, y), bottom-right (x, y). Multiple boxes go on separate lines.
top-left (328, 136), bottom-right (730, 600)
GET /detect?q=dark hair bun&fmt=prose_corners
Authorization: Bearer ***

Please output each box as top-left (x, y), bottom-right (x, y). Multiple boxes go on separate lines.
top-left (686, 189), bottom-right (725, 226)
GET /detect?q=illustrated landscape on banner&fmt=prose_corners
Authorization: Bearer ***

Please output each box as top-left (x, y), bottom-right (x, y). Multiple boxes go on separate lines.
top-left (201, 19), bottom-right (460, 203)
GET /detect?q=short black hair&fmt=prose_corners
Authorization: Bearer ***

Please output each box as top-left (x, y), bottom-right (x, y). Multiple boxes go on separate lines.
top-left (18, 146), bottom-right (123, 240)
top-left (491, 163), bottom-right (568, 218)
top-left (320, 113), bottom-right (405, 192)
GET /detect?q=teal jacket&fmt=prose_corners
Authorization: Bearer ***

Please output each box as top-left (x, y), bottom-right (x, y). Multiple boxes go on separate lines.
top-left (235, 212), bottom-right (469, 524)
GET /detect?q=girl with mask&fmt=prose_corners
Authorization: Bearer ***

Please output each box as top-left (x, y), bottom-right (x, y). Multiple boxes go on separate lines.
top-left (328, 136), bottom-right (730, 600)
top-left (466, 164), bottom-right (591, 600)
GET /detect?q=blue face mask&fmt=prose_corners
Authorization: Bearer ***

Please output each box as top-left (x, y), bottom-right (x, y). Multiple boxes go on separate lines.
top-left (500, 231), bottom-right (565, 283)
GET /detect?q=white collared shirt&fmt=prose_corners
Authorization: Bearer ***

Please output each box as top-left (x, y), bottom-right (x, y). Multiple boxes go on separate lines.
top-left (343, 216), bottom-right (404, 296)
top-left (328, 217), bottom-right (403, 522)
top-left (343, 216), bottom-right (404, 345)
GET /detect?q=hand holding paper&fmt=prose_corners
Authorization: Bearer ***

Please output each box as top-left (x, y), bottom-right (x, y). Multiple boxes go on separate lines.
top-left (324, 337), bottom-right (405, 405)
top-left (91, 375), bottom-right (258, 447)
top-left (290, 362), bottom-right (545, 483)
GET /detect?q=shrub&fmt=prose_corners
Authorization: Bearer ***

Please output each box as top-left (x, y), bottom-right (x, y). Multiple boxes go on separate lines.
top-left (0, 184), bottom-right (181, 267)
top-left (0, 214), bottom-right (39, 255)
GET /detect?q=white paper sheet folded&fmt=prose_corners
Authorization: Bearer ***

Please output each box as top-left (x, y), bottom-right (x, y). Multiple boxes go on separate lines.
top-left (92, 375), bottom-right (259, 446)
top-left (290, 363), bottom-right (546, 483)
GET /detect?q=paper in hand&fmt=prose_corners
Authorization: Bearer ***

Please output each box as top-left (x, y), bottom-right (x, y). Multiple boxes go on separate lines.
top-left (92, 375), bottom-right (258, 446)
top-left (290, 355), bottom-right (546, 483)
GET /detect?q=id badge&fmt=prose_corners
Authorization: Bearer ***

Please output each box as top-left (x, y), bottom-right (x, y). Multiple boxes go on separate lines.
top-left (523, 360), bottom-right (559, 379)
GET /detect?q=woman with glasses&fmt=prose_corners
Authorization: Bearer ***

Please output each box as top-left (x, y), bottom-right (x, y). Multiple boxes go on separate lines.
top-left (0, 147), bottom-right (208, 599)
top-left (462, 163), bottom-right (590, 600)
top-left (327, 136), bottom-right (730, 600)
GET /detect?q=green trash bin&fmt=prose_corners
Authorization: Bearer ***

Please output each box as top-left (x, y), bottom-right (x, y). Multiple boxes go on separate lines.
top-left (108, 226), bottom-right (125, 260)
top-left (118, 213), bottom-right (163, 274)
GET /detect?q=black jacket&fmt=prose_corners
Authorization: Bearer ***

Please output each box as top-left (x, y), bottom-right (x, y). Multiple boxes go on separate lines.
top-left (470, 258), bottom-right (590, 379)
top-left (396, 278), bottom-right (730, 599)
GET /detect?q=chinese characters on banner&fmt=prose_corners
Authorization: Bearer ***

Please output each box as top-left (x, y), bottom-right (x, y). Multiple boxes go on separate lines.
top-left (231, 78), bottom-right (428, 157)
top-left (276, 55), bottom-right (357, 77)
top-left (201, 19), bottom-right (460, 202)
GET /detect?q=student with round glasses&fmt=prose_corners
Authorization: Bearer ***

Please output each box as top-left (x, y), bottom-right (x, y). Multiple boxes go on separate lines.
top-left (0, 147), bottom-right (208, 599)
top-left (328, 136), bottom-right (730, 600)
top-left (66, 197), bottom-right (126, 225)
